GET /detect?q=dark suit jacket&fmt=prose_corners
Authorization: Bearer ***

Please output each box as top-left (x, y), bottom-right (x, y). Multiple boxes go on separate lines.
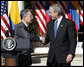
top-left (45, 18), bottom-right (77, 63)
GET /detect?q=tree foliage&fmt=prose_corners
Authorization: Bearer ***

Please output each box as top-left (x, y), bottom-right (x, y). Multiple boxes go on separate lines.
top-left (24, 1), bottom-right (37, 35)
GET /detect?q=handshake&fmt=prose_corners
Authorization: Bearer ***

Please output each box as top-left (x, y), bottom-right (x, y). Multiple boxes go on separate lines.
top-left (40, 36), bottom-right (46, 43)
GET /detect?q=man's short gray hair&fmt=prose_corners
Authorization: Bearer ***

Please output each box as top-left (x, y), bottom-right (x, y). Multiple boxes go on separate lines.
top-left (49, 3), bottom-right (62, 14)
top-left (20, 9), bottom-right (32, 19)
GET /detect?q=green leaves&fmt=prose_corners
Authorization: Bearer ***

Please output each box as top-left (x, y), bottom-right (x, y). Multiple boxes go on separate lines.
top-left (24, 1), bottom-right (37, 35)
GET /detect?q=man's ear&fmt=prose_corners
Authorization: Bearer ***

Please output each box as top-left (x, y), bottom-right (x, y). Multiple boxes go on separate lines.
top-left (55, 11), bottom-right (59, 16)
top-left (23, 17), bottom-right (26, 21)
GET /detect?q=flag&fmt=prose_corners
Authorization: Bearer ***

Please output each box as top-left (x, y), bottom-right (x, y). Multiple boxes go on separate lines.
top-left (60, 1), bottom-right (83, 31)
top-left (35, 1), bottom-right (55, 34)
top-left (59, 1), bottom-right (69, 18)
top-left (1, 1), bottom-right (11, 40)
top-left (35, 1), bottom-right (47, 34)
top-left (35, 1), bottom-right (82, 33)
top-left (68, 1), bottom-right (80, 32)
top-left (46, 1), bottom-right (55, 23)
top-left (9, 1), bottom-right (21, 32)
top-left (79, 1), bottom-right (83, 26)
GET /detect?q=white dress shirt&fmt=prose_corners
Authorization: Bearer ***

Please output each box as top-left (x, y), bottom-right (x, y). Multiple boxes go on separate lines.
top-left (54, 16), bottom-right (63, 30)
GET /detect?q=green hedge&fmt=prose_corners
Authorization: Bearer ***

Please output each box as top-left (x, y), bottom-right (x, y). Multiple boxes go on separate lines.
top-left (24, 1), bottom-right (37, 35)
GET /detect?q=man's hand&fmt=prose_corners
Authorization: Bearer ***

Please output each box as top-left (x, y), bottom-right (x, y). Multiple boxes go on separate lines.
top-left (42, 36), bottom-right (45, 43)
top-left (40, 33), bottom-right (46, 43)
top-left (66, 54), bottom-right (73, 63)
top-left (39, 36), bottom-right (45, 43)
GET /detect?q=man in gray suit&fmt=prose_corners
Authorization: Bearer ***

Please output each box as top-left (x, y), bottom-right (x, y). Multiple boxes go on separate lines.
top-left (14, 9), bottom-right (42, 66)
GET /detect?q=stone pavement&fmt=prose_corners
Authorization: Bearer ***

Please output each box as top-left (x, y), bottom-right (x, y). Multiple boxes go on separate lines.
top-left (31, 53), bottom-right (83, 66)
top-left (71, 54), bottom-right (83, 66)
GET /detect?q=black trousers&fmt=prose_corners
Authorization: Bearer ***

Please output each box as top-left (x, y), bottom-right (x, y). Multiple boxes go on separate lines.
top-left (17, 51), bottom-right (32, 66)
top-left (47, 61), bottom-right (71, 66)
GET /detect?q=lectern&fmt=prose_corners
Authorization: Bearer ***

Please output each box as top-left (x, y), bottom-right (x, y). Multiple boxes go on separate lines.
top-left (1, 37), bottom-right (31, 66)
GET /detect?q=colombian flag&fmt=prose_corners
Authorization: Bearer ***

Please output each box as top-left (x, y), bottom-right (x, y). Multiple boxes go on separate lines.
top-left (46, 1), bottom-right (55, 23)
top-left (68, 1), bottom-right (80, 32)
top-left (9, 1), bottom-right (21, 32)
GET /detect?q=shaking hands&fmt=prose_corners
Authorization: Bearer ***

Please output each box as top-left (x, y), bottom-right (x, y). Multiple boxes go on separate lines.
top-left (39, 33), bottom-right (46, 44)
top-left (42, 36), bottom-right (45, 43)
top-left (40, 36), bottom-right (45, 43)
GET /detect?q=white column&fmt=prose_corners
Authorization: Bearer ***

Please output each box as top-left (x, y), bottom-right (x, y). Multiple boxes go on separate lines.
top-left (8, 1), bottom-right (12, 16)
top-left (18, 1), bottom-right (24, 12)
top-left (75, 36), bottom-right (83, 54)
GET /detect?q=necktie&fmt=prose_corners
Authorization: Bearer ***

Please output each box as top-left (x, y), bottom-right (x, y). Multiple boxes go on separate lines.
top-left (27, 26), bottom-right (29, 32)
top-left (54, 20), bottom-right (58, 38)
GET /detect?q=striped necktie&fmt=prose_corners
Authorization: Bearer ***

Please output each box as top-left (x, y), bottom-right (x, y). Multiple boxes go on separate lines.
top-left (54, 20), bottom-right (58, 38)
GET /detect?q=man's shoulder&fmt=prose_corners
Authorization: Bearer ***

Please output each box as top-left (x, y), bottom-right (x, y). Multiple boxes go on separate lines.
top-left (47, 20), bottom-right (53, 26)
top-left (62, 18), bottom-right (73, 22)
top-left (15, 22), bottom-right (24, 28)
top-left (63, 18), bottom-right (74, 24)
top-left (62, 18), bottom-right (75, 26)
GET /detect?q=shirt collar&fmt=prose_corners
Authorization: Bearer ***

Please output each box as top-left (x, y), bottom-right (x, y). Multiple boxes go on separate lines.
top-left (58, 16), bottom-right (63, 22)
top-left (55, 16), bottom-right (63, 23)
top-left (22, 20), bottom-right (28, 27)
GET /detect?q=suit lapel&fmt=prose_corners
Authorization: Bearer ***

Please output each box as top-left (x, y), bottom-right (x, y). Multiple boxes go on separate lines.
top-left (21, 21), bottom-right (26, 27)
top-left (21, 21), bottom-right (28, 30)
top-left (50, 20), bottom-right (56, 40)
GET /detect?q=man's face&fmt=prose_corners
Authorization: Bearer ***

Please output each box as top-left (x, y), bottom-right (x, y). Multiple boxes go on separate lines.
top-left (49, 7), bottom-right (58, 20)
top-left (24, 11), bottom-right (33, 24)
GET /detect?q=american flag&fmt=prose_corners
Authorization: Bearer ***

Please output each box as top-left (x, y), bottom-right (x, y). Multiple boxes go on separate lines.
top-left (79, 1), bottom-right (83, 26)
top-left (1, 1), bottom-right (11, 40)
top-left (34, 1), bottom-right (83, 34)
top-left (59, 1), bottom-right (83, 32)
top-left (59, 1), bottom-right (69, 18)
top-left (35, 1), bottom-right (47, 34)
top-left (59, 1), bottom-right (83, 27)
top-left (59, 1), bottom-right (76, 20)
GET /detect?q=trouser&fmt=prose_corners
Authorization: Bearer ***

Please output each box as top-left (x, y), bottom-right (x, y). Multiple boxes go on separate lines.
top-left (17, 51), bottom-right (32, 66)
top-left (47, 61), bottom-right (71, 66)
top-left (47, 55), bottom-right (71, 66)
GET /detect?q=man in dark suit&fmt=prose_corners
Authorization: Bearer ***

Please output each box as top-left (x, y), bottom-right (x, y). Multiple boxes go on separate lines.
top-left (42, 3), bottom-right (77, 66)
top-left (14, 9), bottom-right (42, 66)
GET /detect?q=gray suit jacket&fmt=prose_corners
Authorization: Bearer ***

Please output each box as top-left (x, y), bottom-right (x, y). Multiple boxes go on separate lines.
top-left (14, 21), bottom-right (40, 40)
top-left (14, 21), bottom-right (40, 51)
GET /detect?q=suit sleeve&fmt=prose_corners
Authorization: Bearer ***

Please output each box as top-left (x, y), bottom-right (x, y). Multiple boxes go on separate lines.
top-left (68, 20), bottom-right (77, 57)
top-left (15, 26), bottom-right (40, 41)
top-left (44, 24), bottom-right (50, 45)
top-left (43, 32), bottom-right (50, 45)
